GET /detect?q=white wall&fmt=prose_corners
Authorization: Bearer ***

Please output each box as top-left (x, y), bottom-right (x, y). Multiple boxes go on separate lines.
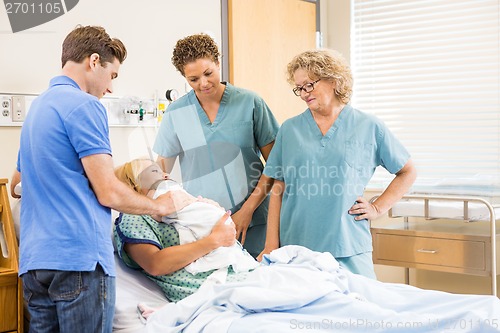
top-left (0, 0), bottom-right (221, 201)
top-left (0, 0), bottom-right (221, 96)
top-left (321, 0), bottom-right (351, 62)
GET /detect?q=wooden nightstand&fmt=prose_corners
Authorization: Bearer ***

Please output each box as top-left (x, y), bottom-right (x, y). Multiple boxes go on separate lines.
top-left (371, 194), bottom-right (499, 297)
top-left (0, 179), bottom-right (23, 333)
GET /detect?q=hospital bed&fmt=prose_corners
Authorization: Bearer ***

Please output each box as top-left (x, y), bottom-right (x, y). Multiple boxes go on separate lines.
top-left (371, 193), bottom-right (500, 297)
top-left (113, 251), bottom-right (166, 333)
top-left (6, 180), bottom-right (500, 333)
top-left (111, 244), bottom-right (500, 333)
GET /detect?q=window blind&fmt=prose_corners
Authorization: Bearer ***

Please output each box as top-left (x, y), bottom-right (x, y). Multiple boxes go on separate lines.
top-left (351, 0), bottom-right (500, 192)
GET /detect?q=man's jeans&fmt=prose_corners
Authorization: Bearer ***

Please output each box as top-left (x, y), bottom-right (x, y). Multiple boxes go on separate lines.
top-left (22, 264), bottom-right (115, 333)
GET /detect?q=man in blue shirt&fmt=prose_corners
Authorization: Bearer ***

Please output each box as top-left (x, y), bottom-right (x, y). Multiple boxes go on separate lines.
top-left (13, 25), bottom-right (194, 333)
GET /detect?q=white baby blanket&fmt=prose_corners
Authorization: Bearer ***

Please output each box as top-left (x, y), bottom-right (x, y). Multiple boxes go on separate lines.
top-left (153, 180), bottom-right (259, 274)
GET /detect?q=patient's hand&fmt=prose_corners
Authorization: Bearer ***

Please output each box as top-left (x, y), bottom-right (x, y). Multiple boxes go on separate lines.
top-left (209, 212), bottom-right (236, 248)
top-left (155, 190), bottom-right (196, 216)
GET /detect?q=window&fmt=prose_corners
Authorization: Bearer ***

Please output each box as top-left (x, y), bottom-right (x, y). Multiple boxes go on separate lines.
top-left (351, 0), bottom-right (500, 193)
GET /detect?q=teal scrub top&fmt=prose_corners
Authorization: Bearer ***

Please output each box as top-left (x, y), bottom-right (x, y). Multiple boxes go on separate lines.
top-left (263, 105), bottom-right (410, 257)
top-left (153, 83), bottom-right (279, 228)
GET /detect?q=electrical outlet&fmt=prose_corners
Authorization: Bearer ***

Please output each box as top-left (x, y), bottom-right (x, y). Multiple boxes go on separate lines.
top-left (1, 96), bottom-right (11, 121)
top-left (12, 95), bottom-right (25, 122)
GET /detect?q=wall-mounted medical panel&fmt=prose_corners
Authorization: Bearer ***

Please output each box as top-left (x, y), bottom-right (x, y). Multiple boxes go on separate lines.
top-left (0, 93), bottom-right (176, 127)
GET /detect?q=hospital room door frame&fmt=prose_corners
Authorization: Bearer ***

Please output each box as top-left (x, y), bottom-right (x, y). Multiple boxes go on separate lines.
top-left (221, 0), bottom-right (319, 124)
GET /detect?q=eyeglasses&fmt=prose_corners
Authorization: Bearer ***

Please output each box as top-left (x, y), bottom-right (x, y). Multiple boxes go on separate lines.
top-left (292, 79), bottom-right (321, 96)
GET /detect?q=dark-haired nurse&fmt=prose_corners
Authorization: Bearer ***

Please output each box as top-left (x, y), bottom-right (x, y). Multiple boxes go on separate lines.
top-left (153, 33), bottom-right (279, 258)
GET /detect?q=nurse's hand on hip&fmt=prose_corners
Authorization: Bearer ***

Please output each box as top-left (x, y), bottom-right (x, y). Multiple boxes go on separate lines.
top-left (348, 196), bottom-right (381, 221)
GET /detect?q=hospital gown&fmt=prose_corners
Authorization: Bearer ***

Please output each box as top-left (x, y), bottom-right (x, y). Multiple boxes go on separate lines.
top-left (114, 213), bottom-right (250, 302)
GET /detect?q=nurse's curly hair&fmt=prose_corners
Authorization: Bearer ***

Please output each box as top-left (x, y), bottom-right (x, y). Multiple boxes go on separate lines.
top-left (171, 33), bottom-right (220, 76)
top-left (286, 49), bottom-right (353, 104)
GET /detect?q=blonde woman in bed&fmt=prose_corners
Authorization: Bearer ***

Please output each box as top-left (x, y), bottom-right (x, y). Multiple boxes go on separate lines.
top-left (113, 161), bottom-right (354, 306)
top-left (114, 159), bottom-right (259, 279)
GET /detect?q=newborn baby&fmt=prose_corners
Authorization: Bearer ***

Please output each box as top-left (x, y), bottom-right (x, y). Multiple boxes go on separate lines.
top-left (116, 159), bottom-right (259, 275)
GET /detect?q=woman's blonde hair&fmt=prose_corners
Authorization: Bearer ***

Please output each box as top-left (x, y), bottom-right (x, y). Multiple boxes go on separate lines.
top-left (286, 49), bottom-right (353, 104)
top-left (114, 159), bottom-right (150, 193)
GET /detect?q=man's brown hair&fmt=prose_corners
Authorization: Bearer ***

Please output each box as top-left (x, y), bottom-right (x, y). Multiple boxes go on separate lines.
top-left (61, 25), bottom-right (127, 68)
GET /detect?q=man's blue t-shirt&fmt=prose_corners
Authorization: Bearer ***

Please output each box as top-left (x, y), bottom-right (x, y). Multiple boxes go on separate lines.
top-left (17, 76), bottom-right (115, 276)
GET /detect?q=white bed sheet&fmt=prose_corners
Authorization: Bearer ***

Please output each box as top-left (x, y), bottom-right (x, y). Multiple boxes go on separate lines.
top-left (113, 253), bottom-right (168, 333)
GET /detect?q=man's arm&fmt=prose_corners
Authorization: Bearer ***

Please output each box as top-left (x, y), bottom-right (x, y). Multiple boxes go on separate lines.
top-left (82, 154), bottom-right (194, 216)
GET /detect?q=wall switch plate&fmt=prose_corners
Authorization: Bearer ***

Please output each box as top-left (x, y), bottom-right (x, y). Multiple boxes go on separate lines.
top-left (11, 95), bottom-right (25, 122)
